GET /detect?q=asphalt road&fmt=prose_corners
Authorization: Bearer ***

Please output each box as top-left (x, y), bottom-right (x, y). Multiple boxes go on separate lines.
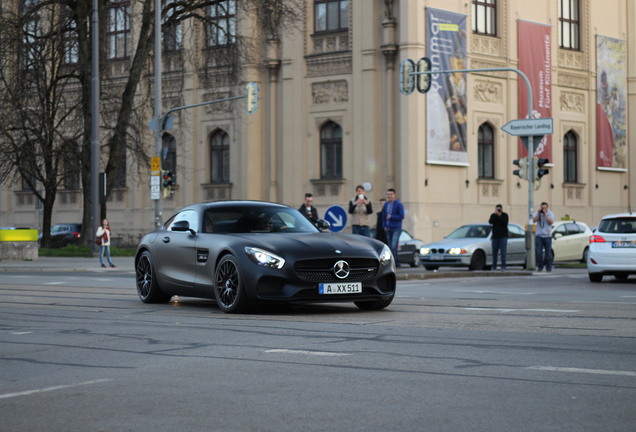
top-left (1, 266), bottom-right (635, 431)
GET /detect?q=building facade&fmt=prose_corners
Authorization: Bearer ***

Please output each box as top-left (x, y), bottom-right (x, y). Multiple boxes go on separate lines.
top-left (1, 0), bottom-right (634, 245)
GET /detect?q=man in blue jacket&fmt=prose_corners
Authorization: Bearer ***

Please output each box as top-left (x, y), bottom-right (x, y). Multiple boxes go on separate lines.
top-left (382, 188), bottom-right (405, 266)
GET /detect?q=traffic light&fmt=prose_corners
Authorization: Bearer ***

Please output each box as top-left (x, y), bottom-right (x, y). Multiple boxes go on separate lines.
top-left (399, 59), bottom-right (415, 95)
top-left (534, 157), bottom-right (550, 180)
top-left (245, 82), bottom-right (259, 114)
top-left (513, 158), bottom-right (528, 180)
top-left (416, 57), bottom-right (432, 94)
top-left (162, 171), bottom-right (174, 188)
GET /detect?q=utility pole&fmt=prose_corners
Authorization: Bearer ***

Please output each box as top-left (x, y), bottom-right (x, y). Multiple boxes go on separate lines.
top-left (90, 0), bottom-right (100, 251)
top-left (153, 0), bottom-right (163, 228)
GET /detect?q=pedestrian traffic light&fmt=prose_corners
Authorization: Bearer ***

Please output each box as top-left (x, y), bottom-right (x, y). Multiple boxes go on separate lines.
top-left (513, 158), bottom-right (528, 180)
top-left (534, 157), bottom-right (550, 180)
top-left (162, 170), bottom-right (174, 188)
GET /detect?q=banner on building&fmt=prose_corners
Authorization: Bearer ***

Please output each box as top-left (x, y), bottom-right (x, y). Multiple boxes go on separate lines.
top-left (517, 20), bottom-right (552, 160)
top-left (426, 8), bottom-right (468, 166)
top-left (596, 35), bottom-right (627, 170)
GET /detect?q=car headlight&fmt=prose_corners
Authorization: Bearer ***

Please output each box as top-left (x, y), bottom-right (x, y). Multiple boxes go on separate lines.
top-left (420, 247), bottom-right (430, 255)
top-left (245, 247), bottom-right (285, 269)
top-left (448, 248), bottom-right (468, 255)
top-left (379, 245), bottom-right (393, 266)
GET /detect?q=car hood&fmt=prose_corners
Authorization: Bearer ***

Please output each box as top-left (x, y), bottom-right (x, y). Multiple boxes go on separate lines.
top-left (233, 232), bottom-right (385, 259)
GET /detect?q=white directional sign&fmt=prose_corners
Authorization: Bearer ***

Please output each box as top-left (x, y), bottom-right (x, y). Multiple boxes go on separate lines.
top-left (150, 175), bottom-right (161, 200)
top-left (501, 118), bottom-right (553, 136)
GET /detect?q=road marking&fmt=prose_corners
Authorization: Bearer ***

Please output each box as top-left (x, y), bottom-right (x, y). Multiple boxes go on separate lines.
top-left (265, 349), bottom-right (350, 357)
top-left (455, 290), bottom-right (535, 295)
top-left (464, 308), bottom-right (579, 313)
top-left (0, 379), bottom-right (112, 400)
top-left (528, 366), bottom-right (636, 377)
top-left (11, 331), bottom-right (32, 335)
top-left (45, 282), bottom-right (64, 285)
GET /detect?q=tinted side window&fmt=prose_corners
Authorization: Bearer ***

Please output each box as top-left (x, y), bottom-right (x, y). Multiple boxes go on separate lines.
top-left (166, 209), bottom-right (199, 232)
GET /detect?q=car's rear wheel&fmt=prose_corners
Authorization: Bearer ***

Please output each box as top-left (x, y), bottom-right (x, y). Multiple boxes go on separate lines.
top-left (214, 255), bottom-right (250, 314)
top-left (581, 247), bottom-right (589, 263)
top-left (469, 250), bottom-right (486, 271)
top-left (410, 251), bottom-right (421, 267)
top-left (588, 273), bottom-right (603, 283)
top-left (354, 294), bottom-right (394, 311)
top-left (136, 251), bottom-right (172, 303)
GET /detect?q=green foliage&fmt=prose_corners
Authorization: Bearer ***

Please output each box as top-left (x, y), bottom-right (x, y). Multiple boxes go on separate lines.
top-left (40, 245), bottom-right (136, 257)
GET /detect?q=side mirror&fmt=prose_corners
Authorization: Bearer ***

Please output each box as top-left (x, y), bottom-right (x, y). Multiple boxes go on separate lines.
top-left (316, 219), bottom-right (331, 231)
top-left (553, 232), bottom-right (563, 239)
top-left (171, 220), bottom-right (194, 235)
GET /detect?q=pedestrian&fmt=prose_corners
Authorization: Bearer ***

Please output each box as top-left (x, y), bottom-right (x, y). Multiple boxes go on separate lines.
top-left (96, 218), bottom-right (116, 268)
top-left (348, 185), bottom-right (373, 236)
top-left (382, 188), bottom-right (405, 266)
top-left (298, 193), bottom-right (319, 226)
top-left (533, 202), bottom-right (555, 272)
top-left (375, 198), bottom-right (388, 244)
top-left (488, 204), bottom-right (509, 271)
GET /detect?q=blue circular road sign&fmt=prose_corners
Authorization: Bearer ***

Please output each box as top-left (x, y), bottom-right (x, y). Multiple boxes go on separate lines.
top-left (323, 205), bottom-right (348, 233)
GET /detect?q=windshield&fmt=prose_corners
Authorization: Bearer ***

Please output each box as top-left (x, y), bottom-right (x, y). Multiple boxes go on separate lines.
top-left (203, 206), bottom-right (319, 234)
top-left (598, 217), bottom-right (636, 234)
top-left (447, 225), bottom-right (491, 239)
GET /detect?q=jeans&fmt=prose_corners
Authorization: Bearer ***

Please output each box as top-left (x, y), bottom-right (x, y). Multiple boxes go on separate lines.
top-left (491, 237), bottom-right (508, 270)
top-left (99, 245), bottom-right (114, 267)
top-left (385, 228), bottom-right (401, 265)
top-left (535, 235), bottom-right (553, 270)
top-left (352, 225), bottom-right (371, 237)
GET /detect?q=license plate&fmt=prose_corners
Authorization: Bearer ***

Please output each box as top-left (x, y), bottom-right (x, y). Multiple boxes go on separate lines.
top-left (612, 241), bottom-right (636, 248)
top-left (429, 255), bottom-right (444, 261)
top-left (318, 282), bottom-right (362, 295)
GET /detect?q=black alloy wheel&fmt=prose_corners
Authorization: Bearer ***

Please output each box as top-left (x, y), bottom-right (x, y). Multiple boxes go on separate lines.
top-left (136, 251), bottom-right (172, 303)
top-left (214, 255), bottom-right (249, 313)
top-left (410, 251), bottom-right (421, 267)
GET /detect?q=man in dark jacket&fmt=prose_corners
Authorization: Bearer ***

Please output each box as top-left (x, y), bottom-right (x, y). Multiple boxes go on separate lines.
top-left (382, 188), bottom-right (405, 266)
top-left (298, 193), bottom-right (319, 226)
top-left (488, 204), bottom-right (509, 271)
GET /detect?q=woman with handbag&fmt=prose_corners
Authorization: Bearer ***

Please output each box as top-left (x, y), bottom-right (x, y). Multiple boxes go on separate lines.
top-left (96, 218), bottom-right (116, 268)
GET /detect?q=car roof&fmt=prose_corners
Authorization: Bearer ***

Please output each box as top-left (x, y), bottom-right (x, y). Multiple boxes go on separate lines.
top-left (600, 212), bottom-right (636, 220)
top-left (183, 201), bottom-right (290, 211)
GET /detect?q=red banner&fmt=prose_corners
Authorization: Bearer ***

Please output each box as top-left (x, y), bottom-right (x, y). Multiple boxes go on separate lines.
top-left (517, 21), bottom-right (552, 160)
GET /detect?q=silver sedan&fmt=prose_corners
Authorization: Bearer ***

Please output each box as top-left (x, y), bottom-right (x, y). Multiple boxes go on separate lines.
top-left (420, 223), bottom-right (527, 271)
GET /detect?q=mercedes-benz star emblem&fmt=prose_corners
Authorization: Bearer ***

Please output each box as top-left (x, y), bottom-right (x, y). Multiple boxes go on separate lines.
top-left (333, 260), bottom-right (350, 279)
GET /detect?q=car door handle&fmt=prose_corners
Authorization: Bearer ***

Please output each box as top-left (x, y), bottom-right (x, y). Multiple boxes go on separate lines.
top-left (162, 236), bottom-right (170, 243)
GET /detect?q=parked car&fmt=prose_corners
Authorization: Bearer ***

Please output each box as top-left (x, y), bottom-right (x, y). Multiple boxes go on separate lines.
top-left (40, 223), bottom-right (82, 248)
top-left (135, 201), bottom-right (397, 313)
top-left (587, 212), bottom-right (636, 282)
top-left (370, 229), bottom-right (425, 267)
top-left (551, 220), bottom-right (593, 262)
top-left (420, 223), bottom-right (527, 271)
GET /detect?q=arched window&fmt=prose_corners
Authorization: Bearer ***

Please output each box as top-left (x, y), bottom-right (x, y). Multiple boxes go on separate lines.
top-left (162, 133), bottom-right (177, 183)
top-left (320, 121), bottom-right (342, 179)
top-left (210, 129), bottom-right (230, 183)
top-left (477, 123), bottom-right (494, 179)
top-left (563, 130), bottom-right (578, 183)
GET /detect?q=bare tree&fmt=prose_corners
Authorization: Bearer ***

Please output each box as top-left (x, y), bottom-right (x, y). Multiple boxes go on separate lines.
top-left (0, 0), bottom-right (301, 246)
top-left (0, 2), bottom-right (83, 247)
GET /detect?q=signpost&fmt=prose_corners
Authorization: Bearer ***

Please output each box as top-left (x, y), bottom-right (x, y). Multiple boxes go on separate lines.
top-left (150, 156), bottom-right (161, 200)
top-left (501, 118), bottom-right (553, 136)
top-left (324, 206), bottom-right (348, 233)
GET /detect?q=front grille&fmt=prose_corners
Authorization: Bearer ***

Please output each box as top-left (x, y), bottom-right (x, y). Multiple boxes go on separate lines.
top-left (430, 249), bottom-right (447, 254)
top-left (295, 258), bottom-right (379, 282)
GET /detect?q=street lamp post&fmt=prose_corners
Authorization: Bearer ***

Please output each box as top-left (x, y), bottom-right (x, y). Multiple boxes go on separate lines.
top-left (153, 0), bottom-right (163, 228)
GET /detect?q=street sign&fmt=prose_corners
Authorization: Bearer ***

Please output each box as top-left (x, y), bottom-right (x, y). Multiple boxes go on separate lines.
top-left (324, 205), bottom-right (348, 233)
top-left (501, 118), bottom-right (553, 136)
top-left (150, 175), bottom-right (160, 200)
top-left (150, 156), bottom-right (161, 174)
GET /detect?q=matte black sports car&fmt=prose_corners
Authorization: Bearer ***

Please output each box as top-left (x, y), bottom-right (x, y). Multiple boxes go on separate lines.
top-left (135, 201), bottom-right (397, 313)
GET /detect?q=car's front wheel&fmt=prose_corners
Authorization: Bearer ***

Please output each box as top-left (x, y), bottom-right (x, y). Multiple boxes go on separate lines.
top-left (354, 294), bottom-right (394, 311)
top-left (214, 255), bottom-right (250, 313)
top-left (469, 250), bottom-right (486, 271)
top-left (136, 251), bottom-right (172, 303)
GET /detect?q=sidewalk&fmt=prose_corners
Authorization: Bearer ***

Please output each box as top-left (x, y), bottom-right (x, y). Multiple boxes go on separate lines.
top-left (0, 256), bottom-right (135, 272)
